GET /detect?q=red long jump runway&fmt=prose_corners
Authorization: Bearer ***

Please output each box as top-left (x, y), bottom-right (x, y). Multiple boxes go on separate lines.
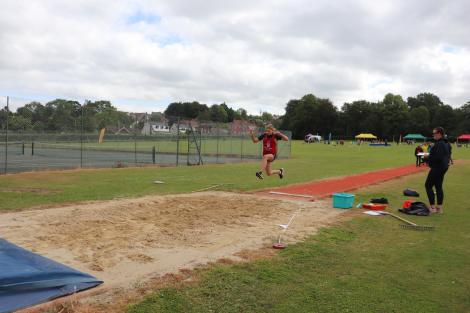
top-left (267, 164), bottom-right (427, 200)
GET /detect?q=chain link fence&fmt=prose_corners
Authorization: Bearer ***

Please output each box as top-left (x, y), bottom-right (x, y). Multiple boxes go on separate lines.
top-left (0, 96), bottom-right (292, 174)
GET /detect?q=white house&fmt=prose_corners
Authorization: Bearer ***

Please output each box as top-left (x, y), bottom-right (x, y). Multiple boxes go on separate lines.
top-left (170, 123), bottom-right (191, 133)
top-left (169, 119), bottom-right (199, 134)
top-left (151, 123), bottom-right (171, 133)
top-left (141, 122), bottom-right (171, 135)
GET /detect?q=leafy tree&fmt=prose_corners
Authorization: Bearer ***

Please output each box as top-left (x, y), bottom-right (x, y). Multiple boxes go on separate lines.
top-left (81, 100), bottom-right (133, 131)
top-left (407, 93), bottom-right (442, 123)
top-left (281, 94), bottom-right (338, 139)
top-left (94, 102), bottom-right (121, 129)
top-left (45, 99), bottom-right (81, 131)
top-left (363, 102), bottom-right (385, 138)
top-left (341, 100), bottom-right (383, 137)
top-left (409, 106), bottom-right (430, 135)
top-left (381, 93), bottom-right (410, 138)
top-left (236, 108), bottom-right (248, 120)
top-left (197, 109), bottom-right (211, 121)
top-left (0, 107), bottom-right (8, 130)
top-left (164, 102), bottom-right (209, 119)
top-left (16, 102), bottom-right (45, 129)
top-left (9, 115), bottom-right (31, 131)
top-left (220, 103), bottom-right (235, 122)
top-left (455, 102), bottom-right (470, 134)
top-left (272, 117), bottom-right (283, 130)
top-left (81, 102), bottom-right (98, 131)
top-left (210, 104), bottom-right (228, 123)
top-left (432, 105), bottom-right (456, 134)
top-left (260, 112), bottom-right (273, 122)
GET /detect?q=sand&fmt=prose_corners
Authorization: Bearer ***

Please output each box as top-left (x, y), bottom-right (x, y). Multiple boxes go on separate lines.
top-left (1, 191), bottom-right (345, 309)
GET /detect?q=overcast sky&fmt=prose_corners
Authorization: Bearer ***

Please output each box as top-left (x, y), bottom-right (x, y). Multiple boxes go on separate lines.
top-left (1, 0), bottom-right (469, 114)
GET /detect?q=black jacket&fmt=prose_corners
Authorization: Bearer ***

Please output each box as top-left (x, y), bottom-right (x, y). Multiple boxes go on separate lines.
top-left (428, 139), bottom-right (450, 170)
top-left (445, 139), bottom-right (453, 163)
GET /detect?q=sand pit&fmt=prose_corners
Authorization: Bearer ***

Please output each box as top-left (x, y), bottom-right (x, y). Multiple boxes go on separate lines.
top-left (1, 191), bottom-right (345, 308)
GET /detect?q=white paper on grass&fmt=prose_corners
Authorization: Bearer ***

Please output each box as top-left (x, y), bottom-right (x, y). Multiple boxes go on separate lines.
top-left (363, 210), bottom-right (383, 216)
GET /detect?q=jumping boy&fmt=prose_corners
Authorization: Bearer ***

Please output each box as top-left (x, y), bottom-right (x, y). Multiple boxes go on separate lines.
top-left (249, 124), bottom-right (289, 180)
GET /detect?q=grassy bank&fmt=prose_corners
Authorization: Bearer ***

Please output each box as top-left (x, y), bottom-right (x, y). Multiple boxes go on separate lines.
top-left (128, 162), bottom-right (470, 313)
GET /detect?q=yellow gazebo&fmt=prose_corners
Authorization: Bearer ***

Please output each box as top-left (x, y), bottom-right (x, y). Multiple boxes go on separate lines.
top-left (355, 133), bottom-right (377, 140)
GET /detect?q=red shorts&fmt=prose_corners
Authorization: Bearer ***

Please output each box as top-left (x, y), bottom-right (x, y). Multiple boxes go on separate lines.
top-left (264, 153), bottom-right (277, 162)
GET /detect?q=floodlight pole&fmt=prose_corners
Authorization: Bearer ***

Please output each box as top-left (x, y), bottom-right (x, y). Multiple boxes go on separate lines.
top-left (4, 96), bottom-right (9, 174)
top-left (176, 117), bottom-right (180, 166)
top-left (216, 124), bottom-right (219, 163)
top-left (80, 102), bottom-right (84, 168)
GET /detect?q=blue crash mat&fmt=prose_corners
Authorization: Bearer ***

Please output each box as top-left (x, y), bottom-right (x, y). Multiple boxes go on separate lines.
top-left (0, 238), bottom-right (103, 313)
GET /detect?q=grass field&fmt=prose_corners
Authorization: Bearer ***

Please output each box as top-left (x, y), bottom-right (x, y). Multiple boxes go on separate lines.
top-left (1, 141), bottom-right (470, 313)
top-left (127, 157), bottom-right (470, 313)
top-left (0, 142), bottom-right (469, 211)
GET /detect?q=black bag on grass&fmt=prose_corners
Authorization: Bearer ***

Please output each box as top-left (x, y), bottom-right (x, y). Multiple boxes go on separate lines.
top-left (403, 189), bottom-right (420, 197)
top-left (371, 198), bottom-right (388, 204)
top-left (399, 202), bottom-right (429, 216)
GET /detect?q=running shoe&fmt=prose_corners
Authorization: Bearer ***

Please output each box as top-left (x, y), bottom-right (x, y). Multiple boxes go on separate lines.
top-left (279, 168), bottom-right (284, 179)
top-left (256, 171), bottom-right (264, 179)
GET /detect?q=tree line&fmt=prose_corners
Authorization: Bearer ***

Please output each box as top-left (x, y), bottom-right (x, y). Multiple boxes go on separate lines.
top-left (0, 99), bottom-right (277, 132)
top-left (281, 93), bottom-right (470, 139)
top-left (1, 92), bottom-right (469, 139)
top-left (164, 101), bottom-right (248, 122)
top-left (0, 99), bottom-right (133, 132)
top-left (162, 101), bottom-right (277, 127)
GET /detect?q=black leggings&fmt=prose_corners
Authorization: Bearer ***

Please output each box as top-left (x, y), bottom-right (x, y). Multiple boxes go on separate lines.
top-left (415, 156), bottom-right (421, 166)
top-left (425, 168), bottom-right (448, 205)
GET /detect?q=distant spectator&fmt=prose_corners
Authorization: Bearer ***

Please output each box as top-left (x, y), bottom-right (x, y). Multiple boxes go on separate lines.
top-left (414, 145), bottom-right (424, 167)
top-left (422, 142), bottom-right (429, 153)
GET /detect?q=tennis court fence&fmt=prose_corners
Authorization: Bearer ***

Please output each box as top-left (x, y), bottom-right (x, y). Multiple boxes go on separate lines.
top-left (0, 97), bottom-right (291, 174)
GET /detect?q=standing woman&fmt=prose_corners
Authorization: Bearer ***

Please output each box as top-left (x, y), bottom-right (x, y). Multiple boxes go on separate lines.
top-left (425, 127), bottom-right (451, 214)
top-left (414, 144), bottom-right (423, 167)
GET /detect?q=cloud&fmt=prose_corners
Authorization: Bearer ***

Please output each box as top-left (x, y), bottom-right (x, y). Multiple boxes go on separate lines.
top-left (1, 0), bottom-right (469, 114)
